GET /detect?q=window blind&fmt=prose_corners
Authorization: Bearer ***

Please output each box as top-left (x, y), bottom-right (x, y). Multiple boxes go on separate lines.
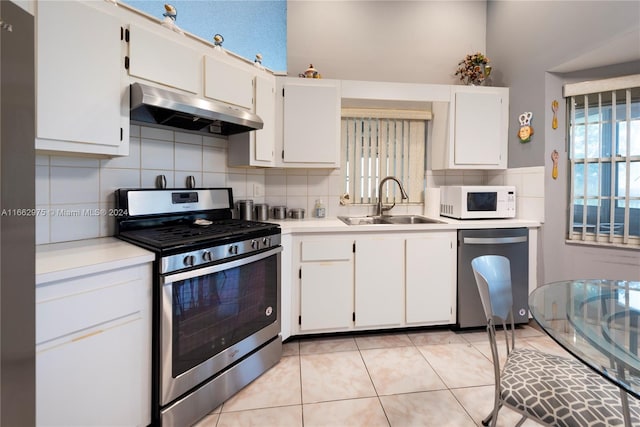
top-left (341, 115), bottom-right (426, 205)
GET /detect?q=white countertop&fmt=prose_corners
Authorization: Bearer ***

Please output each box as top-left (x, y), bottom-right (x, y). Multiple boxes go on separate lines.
top-left (35, 217), bottom-right (540, 284)
top-left (36, 237), bottom-right (155, 285)
top-left (268, 216), bottom-right (541, 234)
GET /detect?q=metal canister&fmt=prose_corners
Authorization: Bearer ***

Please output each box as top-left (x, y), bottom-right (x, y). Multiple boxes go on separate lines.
top-left (288, 208), bottom-right (305, 220)
top-left (270, 206), bottom-right (287, 220)
top-left (236, 200), bottom-right (254, 220)
top-left (254, 204), bottom-right (269, 221)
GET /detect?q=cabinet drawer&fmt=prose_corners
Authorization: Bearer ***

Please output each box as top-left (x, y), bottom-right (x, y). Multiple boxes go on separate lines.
top-left (301, 239), bottom-right (352, 261)
top-left (36, 270), bottom-right (145, 344)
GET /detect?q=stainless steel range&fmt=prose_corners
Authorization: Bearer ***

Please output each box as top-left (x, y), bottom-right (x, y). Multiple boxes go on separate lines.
top-left (115, 188), bottom-right (282, 427)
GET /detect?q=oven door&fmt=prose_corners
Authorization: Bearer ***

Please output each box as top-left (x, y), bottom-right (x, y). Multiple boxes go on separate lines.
top-left (159, 246), bottom-right (282, 406)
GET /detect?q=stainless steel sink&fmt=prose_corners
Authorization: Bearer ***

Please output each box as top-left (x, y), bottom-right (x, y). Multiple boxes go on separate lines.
top-left (338, 215), bottom-right (445, 226)
top-left (338, 216), bottom-right (389, 225)
top-left (383, 215), bottom-right (445, 224)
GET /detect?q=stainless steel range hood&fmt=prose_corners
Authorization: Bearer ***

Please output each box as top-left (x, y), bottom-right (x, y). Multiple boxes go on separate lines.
top-left (130, 82), bottom-right (263, 136)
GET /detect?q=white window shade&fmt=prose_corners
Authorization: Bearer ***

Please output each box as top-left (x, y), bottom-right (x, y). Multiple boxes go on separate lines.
top-left (341, 115), bottom-right (426, 205)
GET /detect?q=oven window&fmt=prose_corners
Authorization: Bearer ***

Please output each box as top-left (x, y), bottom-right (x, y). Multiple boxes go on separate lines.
top-left (171, 254), bottom-right (278, 377)
top-left (467, 192), bottom-right (497, 211)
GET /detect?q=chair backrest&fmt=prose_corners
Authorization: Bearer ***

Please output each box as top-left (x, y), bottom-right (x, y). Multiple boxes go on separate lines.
top-left (471, 255), bottom-right (513, 323)
top-left (472, 255), bottom-right (517, 364)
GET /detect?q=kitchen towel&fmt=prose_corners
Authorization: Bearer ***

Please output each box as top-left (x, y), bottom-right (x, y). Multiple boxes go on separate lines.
top-left (424, 187), bottom-right (441, 218)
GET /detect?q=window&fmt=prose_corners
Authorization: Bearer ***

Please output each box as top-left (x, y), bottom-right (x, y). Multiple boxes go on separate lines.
top-left (341, 109), bottom-right (428, 205)
top-left (566, 75), bottom-right (640, 247)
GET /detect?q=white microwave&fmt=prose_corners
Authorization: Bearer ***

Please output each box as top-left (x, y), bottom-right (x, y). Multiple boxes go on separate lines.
top-left (439, 185), bottom-right (516, 219)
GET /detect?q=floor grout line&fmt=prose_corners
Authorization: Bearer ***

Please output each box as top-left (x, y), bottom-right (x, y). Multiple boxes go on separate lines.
top-left (200, 324), bottom-right (553, 427)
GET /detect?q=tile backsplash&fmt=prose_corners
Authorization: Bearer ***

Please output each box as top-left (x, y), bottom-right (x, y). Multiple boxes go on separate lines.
top-left (427, 166), bottom-right (545, 223)
top-left (36, 126), bottom-right (545, 245)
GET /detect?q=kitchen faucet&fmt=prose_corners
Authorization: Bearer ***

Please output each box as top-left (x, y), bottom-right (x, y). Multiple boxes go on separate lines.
top-left (376, 176), bottom-right (408, 216)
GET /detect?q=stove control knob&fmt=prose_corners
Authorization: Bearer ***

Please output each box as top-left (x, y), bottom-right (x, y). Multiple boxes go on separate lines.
top-left (202, 250), bottom-right (213, 262)
top-left (228, 245), bottom-right (238, 255)
top-left (251, 239), bottom-right (258, 249)
top-left (262, 237), bottom-right (271, 247)
top-left (183, 255), bottom-right (196, 267)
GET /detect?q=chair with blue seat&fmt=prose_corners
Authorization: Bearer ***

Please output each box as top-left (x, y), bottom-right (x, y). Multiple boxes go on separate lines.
top-left (471, 254), bottom-right (640, 427)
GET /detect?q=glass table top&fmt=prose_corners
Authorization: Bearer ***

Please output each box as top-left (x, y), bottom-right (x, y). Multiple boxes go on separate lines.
top-left (529, 280), bottom-right (640, 399)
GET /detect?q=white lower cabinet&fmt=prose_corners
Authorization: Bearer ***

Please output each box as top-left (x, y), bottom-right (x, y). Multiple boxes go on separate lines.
top-left (297, 238), bottom-right (353, 332)
top-left (300, 263), bottom-right (353, 331)
top-left (292, 231), bottom-right (456, 335)
top-left (405, 232), bottom-right (456, 324)
top-left (36, 263), bottom-right (152, 427)
top-left (36, 315), bottom-right (144, 426)
top-left (354, 237), bottom-right (404, 328)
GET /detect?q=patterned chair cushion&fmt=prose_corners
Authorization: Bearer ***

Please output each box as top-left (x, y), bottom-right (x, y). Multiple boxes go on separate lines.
top-left (501, 347), bottom-right (640, 427)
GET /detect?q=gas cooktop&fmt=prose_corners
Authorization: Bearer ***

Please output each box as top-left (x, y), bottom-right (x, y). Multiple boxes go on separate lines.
top-left (118, 218), bottom-right (278, 249)
top-left (114, 188), bottom-right (280, 253)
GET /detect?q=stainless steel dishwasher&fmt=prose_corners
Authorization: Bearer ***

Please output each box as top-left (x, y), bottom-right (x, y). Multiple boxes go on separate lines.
top-left (456, 228), bottom-right (529, 328)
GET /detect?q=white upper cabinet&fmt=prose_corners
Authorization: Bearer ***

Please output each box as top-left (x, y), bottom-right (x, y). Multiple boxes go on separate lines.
top-left (228, 73), bottom-right (276, 167)
top-left (254, 74), bottom-right (276, 163)
top-left (36, 0), bottom-right (128, 157)
top-left (277, 78), bottom-right (341, 168)
top-left (203, 55), bottom-right (254, 109)
top-left (127, 23), bottom-right (201, 94)
top-left (431, 86), bottom-right (509, 170)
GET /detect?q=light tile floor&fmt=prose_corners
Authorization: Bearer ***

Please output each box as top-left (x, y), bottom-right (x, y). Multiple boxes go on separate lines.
top-left (194, 323), bottom-right (570, 427)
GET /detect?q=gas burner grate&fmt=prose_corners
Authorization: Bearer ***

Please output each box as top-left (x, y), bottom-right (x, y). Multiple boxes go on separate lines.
top-left (119, 219), bottom-right (277, 249)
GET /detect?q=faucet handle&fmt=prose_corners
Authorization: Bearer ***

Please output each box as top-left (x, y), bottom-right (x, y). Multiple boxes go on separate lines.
top-left (380, 201), bottom-right (396, 214)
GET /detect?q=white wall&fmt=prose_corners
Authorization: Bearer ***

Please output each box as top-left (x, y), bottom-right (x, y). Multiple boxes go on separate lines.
top-left (486, 0), bottom-right (640, 169)
top-left (485, 1), bottom-right (640, 283)
top-left (287, 1), bottom-right (487, 84)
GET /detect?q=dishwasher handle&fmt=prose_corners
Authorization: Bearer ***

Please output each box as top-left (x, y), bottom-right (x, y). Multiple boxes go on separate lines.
top-left (463, 236), bottom-right (528, 245)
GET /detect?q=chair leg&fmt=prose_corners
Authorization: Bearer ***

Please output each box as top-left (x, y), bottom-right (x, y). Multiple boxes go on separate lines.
top-left (481, 412), bottom-right (492, 426)
top-left (482, 403), bottom-right (502, 427)
top-left (514, 415), bottom-right (527, 427)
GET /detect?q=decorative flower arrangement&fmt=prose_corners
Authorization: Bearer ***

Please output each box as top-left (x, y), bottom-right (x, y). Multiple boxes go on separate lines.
top-left (455, 52), bottom-right (491, 85)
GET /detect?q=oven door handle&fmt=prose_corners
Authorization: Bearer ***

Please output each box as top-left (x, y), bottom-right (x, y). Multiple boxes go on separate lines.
top-left (161, 246), bottom-right (282, 284)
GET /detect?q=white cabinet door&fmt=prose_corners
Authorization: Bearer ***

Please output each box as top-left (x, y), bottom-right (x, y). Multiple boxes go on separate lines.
top-left (255, 74), bottom-right (276, 162)
top-left (36, 263), bottom-right (152, 427)
top-left (298, 238), bottom-right (353, 332)
top-left (204, 55), bottom-right (254, 109)
top-left (36, 315), bottom-right (146, 427)
top-left (453, 90), bottom-right (505, 167)
top-left (354, 237), bottom-right (403, 327)
top-left (128, 23), bottom-right (201, 94)
top-left (36, 0), bottom-right (128, 156)
top-left (300, 263), bottom-right (353, 331)
top-left (405, 232), bottom-right (456, 324)
top-left (228, 73), bottom-right (276, 167)
top-left (281, 79), bottom-right (340, 167)
top-left (431, 86), bottom-right (508, 170)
